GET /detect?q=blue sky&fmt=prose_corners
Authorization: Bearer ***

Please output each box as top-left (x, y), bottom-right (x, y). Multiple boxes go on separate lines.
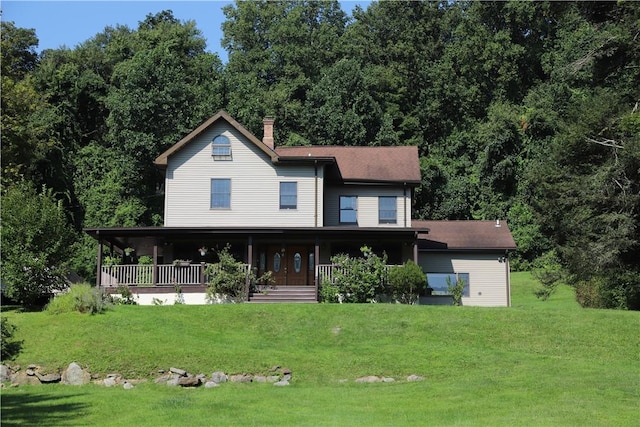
top-left (2, 1), bottom-right (371, 63)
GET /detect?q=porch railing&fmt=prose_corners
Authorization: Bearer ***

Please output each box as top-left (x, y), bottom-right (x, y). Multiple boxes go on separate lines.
top-left (101, 263), bottom-right (249, 287)
top-left (316, 264), bottom-right (400, 285)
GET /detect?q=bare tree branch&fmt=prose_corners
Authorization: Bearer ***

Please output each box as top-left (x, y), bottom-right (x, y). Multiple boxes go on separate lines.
top-left (586, 137), bottom-right (624, 149)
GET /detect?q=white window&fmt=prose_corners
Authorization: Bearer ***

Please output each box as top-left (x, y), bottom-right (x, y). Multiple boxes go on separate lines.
top-left (212, 135), bottom-right (231, 159)
top-left (378, 196), bottom-right (397, 224)
top-left (280, 182), bottom-right (297, 209)
top-left (340, 196), bottom-right (357, 224)
top-left (211, 179), bottom-right (231, 209)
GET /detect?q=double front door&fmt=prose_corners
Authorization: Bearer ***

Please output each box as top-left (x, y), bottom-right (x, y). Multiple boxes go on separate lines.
top-left (266, 245), bottom-right (314, 286)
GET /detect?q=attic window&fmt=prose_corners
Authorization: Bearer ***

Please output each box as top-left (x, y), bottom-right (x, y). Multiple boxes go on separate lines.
top-left (212, 135), bottom-right (231, 159)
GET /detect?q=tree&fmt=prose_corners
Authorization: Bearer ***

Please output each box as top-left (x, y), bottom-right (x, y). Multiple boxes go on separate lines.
top-left (1, 181), bottom-right (77, 307)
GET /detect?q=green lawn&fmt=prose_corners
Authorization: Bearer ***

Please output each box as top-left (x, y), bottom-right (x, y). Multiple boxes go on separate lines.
top-left (2, 272), bottom-right (639, 426)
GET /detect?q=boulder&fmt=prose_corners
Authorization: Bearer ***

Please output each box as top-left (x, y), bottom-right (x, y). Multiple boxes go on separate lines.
top-left (273, 379), bottom-right (289, 386)
top-left (204, 381), bottom-right (219, 388)
top-left (229, 374), bottom-right (252, 383)
top-left (382, 377), bottom-right (395, 383)
top-left (35, 372), bottom-right (62, 383)
top-left (169, 367), bottom-right (187, 376)
top-left (61, 362), bottom-right (91, 385)
top-left (11, 371), bottom-right (41, 386)
top-left (0, 365), bottom-right (12, 382)
top-left (178, 376), bottom-right (201, 387)
top-left (211, 371), bottom-right (228, 383)
top-left (355, 376), bottom-right (381, 383)
top-left (123, 381), bottom-right (135, 390)
top-left (406, 375), bottom-right (424, 382)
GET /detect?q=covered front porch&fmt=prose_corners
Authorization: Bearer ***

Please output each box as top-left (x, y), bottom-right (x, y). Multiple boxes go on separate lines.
top-left (84, 226), bottom-right (425, 303)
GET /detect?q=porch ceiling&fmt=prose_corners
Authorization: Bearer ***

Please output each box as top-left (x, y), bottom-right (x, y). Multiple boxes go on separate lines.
top-left (84, 226), bottom-right (428, 249)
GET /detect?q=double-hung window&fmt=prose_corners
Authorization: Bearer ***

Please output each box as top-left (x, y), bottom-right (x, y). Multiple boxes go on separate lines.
top-left (212, 135), bottom-right (232, 159)
top-left (378, 196), bottom-right (397, 224)
top-left (340, 196), bottom-right (357, 224)
top-left (211, 178), bottom-right (231, 209)
top-left (280, 182), bottom-right (297, 209)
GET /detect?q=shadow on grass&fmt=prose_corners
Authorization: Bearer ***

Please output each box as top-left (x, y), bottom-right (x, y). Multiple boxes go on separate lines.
top-left (1, 391), bottom-right (89, 426)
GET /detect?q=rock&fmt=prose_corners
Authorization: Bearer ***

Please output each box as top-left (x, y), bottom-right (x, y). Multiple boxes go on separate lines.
top-left (355, 376), bottom-right (381, 383)
top-left (204, 381), bottom-right (219, 388)
top-left (267, 376), bottom-right (280, 383)
top-left (281, 367), bottom-right (292, 375)
top-left (158, 369), bottom-right (165, 374)
top-left (382, 377), bottom-right (395, 383)
top-left (406, 375), bottom-right (424, 382)
top-left (253, 375), bottom-right (267, 383)
top-left (166, 376), bottom-right (180, 387)
top-left (211, 372), bottom-right (228, 383)
top-left (178, 376), bottom-right (201, 387)
top-left (123, 381), bottom-right (134, 390)
top-left (169, 367), bottom-right (187, 376)
top-left (25, 368), bottom-right (36, 376)
top-left (154, 374), bottom-right (171, 384)
top-left (196, 374), bottom-right (207, 382)
top-left (103, 377), bottom-right (118, 387)
top-left (27, 364), bottom-right (38, 370)
top-left (61, 362), bottom-right (91, 385)
top-left (11, 371), bottom-right (41, 386)
top-left (229, 374), bottom-right (252, 383)
top-left (273, 380), bottom-right (289, 386)
top-left (0, 365), bottom-right (12, 382)
top-left (35, 373), bottom-right (61, 383)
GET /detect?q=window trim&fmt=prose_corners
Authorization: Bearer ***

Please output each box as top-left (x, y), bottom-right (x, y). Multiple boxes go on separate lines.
top-left (210, 178), bottom-right (231, 209)
top-left (378, 196), bottom-right (397, 224)
top-left (339, 195), bottom-right (358, 224)
top-left (279, 181), bottom-right (297, 210)
top-left (212, 135), bottom-right (232, 159)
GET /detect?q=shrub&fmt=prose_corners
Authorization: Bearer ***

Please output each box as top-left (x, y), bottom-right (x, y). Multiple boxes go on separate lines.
top-left (1, 316), bottom-right (23, 361)
top-left (319, 280), bottom-right (339, 303)
top-left (137, 255), bottom-right (153, 286)
top-left (388, 260), bottom-right (425, 304)
top-left (574, 272), bottom-right (640, 310)
top-left (447, 276), bottom-right (466, 306)
top-left (326, 246), bottom-right (388, 303)
top-left (532, 250), bottom-right (565, 300)
top-left (110, 284), bottom-right (137, 305)
top-left (205, 245), bottom-right (272, 300)
top-left (46, 284), bottom-right (109, 314)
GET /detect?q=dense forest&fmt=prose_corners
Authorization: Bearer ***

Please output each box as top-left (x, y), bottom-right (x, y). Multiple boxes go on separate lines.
top-left (2, 1), bottom-right (639, 309)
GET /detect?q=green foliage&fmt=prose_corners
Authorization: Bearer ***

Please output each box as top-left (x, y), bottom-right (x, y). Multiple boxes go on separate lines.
top-left (446, 276), bottom-right (466, 306)
top-left (46, 284), bottom-right (109, 315)
top-left (110, 285), bottom-right (137, 305)
top-left (0, 181), bottom-right (77, 307)
top-left (574, 272), bottom-right (640, 310)
top-left (205, 245), bottom-right (272, 300)
top-left (325, 246), bottom-right (388, 303)
top-left (387, 260), bottom-right (425, 304)
top-left (531, 251), bottom-right (565, 301)
top-left (1, 316), bottom-right (23, 361)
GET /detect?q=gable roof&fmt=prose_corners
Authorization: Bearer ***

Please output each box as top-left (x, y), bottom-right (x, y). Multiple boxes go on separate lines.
top-left (414, 220), bottom-right (517, 251)
top-left (276, 146), bottom-right (421, 184)
top-left (154, 111), bottom-right (421, 185)
top-left (154, 110), bottom-right (277, 167)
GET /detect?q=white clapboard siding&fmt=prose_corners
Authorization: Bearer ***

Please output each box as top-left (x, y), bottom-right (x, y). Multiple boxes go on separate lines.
top-left (324, 185), bottom-right (411, 228)
top-left (165, 122), bottom-right (323, 227)
top-left (418, 252), bottom-right (510, 307)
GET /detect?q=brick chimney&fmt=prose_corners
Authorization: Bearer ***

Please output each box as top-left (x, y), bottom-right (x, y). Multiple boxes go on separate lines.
top-left (263, 116), bottom-right (275, 149)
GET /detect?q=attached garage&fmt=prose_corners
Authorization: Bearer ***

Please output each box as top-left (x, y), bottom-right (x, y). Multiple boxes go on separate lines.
top-left (415, 220), bottom-right (517, 307)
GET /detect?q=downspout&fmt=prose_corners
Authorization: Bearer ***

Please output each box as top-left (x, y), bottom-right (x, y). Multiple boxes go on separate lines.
top-left (314, 161), bottom-right (318, 228)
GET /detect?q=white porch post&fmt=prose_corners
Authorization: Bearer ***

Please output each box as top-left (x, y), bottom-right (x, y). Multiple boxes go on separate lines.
top-left (152, 240), bottom-right (158, 286)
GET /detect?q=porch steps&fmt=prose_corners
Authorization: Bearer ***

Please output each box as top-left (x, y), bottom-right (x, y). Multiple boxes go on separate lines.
top-left (248, 286), bottom-right (317, 303)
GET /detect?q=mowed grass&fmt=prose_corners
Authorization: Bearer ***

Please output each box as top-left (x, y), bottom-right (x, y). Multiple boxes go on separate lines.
top-left (2, 272), bottom-right (639, 426)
